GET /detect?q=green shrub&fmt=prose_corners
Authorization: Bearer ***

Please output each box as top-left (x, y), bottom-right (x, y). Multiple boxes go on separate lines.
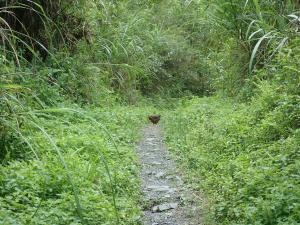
top-left (164, 94), bottom-right (300, 224)
top-left (0, 105), bottom-right (154, 224)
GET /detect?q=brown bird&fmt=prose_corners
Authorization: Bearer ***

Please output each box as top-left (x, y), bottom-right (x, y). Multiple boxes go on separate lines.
top-left (148, 115), bottom-right (161, 124)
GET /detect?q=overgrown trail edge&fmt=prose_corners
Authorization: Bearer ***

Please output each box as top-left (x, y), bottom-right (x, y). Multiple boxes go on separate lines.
top-left (137, 125), bottom-right (202, 225)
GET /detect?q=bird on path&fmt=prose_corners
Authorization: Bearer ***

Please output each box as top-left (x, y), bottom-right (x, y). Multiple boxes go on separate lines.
top-left (148, 115), bottom-right (161, 124)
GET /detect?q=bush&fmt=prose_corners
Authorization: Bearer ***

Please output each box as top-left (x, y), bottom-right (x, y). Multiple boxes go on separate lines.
top-left (163, 4), bottom-right (300, 223)
top-left (164, 94), bottom-right (300, 224)
top-left (0, 105), bottom-right (152, 224)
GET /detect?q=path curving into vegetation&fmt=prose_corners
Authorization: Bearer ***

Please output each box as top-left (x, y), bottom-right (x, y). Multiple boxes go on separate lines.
top-left (137, 125), bottom-right (202, 225)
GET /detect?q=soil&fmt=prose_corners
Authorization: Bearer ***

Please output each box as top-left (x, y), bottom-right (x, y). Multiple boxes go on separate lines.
top-left (137, 125), bottom-right (203, 225)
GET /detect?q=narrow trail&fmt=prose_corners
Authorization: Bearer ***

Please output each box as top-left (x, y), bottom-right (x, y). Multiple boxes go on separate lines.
top-left (137, 125), bottom-right (202, 225)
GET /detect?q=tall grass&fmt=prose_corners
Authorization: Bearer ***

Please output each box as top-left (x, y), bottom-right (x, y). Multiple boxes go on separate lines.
top-left (194, 0), bottom-right (299, 95)
top-left (2, 1), bottom-right (204, 223)
top-left (162, 1), bottom-right (300, 224)
top-left (2, 0), bottom-right (298, 224)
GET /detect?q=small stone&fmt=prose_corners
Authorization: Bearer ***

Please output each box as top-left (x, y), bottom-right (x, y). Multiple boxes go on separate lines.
top-left (175, 176), bottom-right (182, 181)
top-left (147, 138), bottom-right (155, 141)
top-left (166, 175), bottom-right (174, 179)
top-left (152, 203), bottom-right (178, 212)
top-left (155, 172), bottom-right (165, 178)
top-left (147, 185), bottom-right (176, 193)
top-left (175, 176), bottom-right (184, 185)
top-left (147, 142), bottom-right (156, 146)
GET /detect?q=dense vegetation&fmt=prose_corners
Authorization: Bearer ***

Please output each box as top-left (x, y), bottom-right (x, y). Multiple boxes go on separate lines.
top-left (164, 0), bottom-right (300, 224)
top-left (0, 0), bottom-right (299, 224)
top-left (1, 106), bottom-right (150, 224)
top-left (165, 96), bottom-right (299, 224)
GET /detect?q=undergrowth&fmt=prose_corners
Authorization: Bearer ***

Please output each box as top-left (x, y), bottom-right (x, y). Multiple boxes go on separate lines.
top-left (164, 49), bottom-right (300, 224)
top-left (165, 95), bottom-right (299, 224)
top-left (1, 0), bottom-right (300, 224)
top-left (0, 105), bottom-right (153, 224)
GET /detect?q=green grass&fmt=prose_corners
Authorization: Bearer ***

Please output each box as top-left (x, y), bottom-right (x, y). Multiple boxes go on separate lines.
top-left (0, 105), bottom-right (154, 225)
top-left (163, 96), bottom-right (300, 225)
top-left (1, 1), bottom-right (300, 224)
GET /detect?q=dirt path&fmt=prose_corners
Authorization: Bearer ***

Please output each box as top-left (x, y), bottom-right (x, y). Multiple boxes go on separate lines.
top-left (137, 125), bottom-right (202, 225)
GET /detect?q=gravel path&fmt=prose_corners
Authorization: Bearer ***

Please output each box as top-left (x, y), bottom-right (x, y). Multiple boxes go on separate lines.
top-left (137, 125), bottom-right (202, 225)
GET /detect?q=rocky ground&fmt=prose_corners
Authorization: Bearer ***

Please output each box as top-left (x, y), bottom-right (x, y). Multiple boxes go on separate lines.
top-left (137, 125), bottom-right (203, 225)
